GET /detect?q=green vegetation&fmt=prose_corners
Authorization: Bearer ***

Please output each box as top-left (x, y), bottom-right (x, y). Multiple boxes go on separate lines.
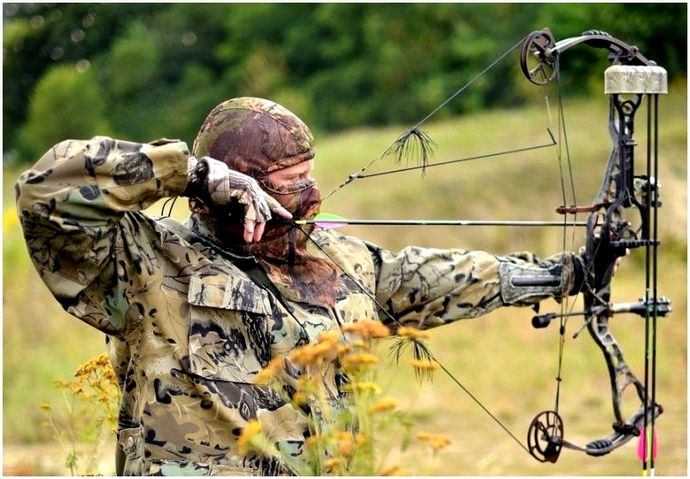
top-left (3, 3), bottom-right (686, 166)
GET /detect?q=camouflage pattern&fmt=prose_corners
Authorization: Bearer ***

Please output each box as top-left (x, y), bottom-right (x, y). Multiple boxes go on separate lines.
top-left (604, 65), bottom-right (668, 94)
top-left (16, 136), bottom-right (571, 475)
top-left (192, 97), bottom-right (315, 179)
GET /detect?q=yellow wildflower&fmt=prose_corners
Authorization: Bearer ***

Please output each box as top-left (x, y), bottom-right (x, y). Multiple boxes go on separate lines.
top-left (253, 357), bottom-right (284, 384)
top-left (237, 420), bottom-right (263, 456)
top-left (323, 457), bottom-right (345, 471)
top-left (410, 358), bottom-right (439, 372)
top-left (305, 434), bottom-right (320, 449)
top-left (416, 431), bottom-right (452, 452)
top-left (380, 464), bottom-right (407, 476)
top-left (342, 319), bottom-right (390, 339)
top-left (316, 330), bottom-right (341, 345)
top-left (336, 343), bottom-right (352, 355)
top-left (333, 431), bottom-right (355, 457)
top-left (289, 340), bottom-right (338, 366)
top-left (369, 398), bottom-right (398, 414)
top-left (397, 326), bottom-right (431, 340)
top-left (342, 352), bottom-right (378, 367)
top-left (291, 391), bottom-right (309, 407)
top-left (345, 382), bottom-right (382, 395)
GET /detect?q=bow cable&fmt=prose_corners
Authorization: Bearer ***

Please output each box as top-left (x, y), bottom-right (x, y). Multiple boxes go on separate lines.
top-left (552, 61), bottom-right (581, 421)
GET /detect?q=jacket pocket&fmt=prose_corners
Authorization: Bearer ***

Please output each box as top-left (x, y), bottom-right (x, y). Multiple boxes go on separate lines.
top-left (118, 426), bottom-right (144, 476)
top-left (187, 274), bottom-right (272, 383)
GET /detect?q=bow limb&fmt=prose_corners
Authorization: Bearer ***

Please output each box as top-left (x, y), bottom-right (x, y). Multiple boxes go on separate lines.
top-left (552, 29), bottom-right (654, 65)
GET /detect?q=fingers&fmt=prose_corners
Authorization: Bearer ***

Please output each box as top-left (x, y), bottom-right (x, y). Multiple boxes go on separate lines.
top-left (243, 219), bottom-right (256, 243)
top-left (264, 195), bottom-right (292, 220)
top-left (254, 221), bottom-right (266, 242)
top-left (243, 219), bottom-right (267, 243)
top-left (243, 219), bottom-right (266, 243)
top-left (242, 193), bottom-right (292, 243)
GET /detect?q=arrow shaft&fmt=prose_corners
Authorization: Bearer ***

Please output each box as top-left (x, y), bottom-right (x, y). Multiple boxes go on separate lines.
top-left (297, 219), bottom-right (587, 227)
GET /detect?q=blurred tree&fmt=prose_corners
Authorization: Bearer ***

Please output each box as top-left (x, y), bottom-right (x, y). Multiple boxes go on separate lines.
top-left (155, 63), bottom-right (225, 143)
top-left (106, 22), bottom-right (161, 98)
top-left (17, 64), bottom-right (111, 161)
top-left (3, 3), bottom-right (686, 166)
top-left (4, 3), bottom-right (156, 163)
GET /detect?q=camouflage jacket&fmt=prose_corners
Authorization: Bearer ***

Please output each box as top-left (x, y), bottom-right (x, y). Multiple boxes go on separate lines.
top-left (16, 137), bottom-right (570, 476)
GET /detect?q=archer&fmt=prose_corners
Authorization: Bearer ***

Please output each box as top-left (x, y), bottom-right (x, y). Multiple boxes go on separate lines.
top-left (16, 96), bottom-right (585, 475)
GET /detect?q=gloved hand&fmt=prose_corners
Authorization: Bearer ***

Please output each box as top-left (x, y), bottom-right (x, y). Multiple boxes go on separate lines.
top-left (565, 246), bottom-right (628, 296)
top-left (186, 157), bottom-right (292, 242)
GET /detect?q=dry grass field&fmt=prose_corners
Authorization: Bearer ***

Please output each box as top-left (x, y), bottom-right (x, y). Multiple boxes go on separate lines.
top-left (4, 87), bottom-right (686, 475)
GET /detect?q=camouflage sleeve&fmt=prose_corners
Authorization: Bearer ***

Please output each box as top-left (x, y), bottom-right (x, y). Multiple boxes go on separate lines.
top-left (366, 242), bottom-right (570, 330)
top-left (15, 136), bottom-right (190, 331)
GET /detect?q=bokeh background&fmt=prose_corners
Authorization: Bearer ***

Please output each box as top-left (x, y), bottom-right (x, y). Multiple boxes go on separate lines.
top-left (3, 3), bottom-right (687, 475)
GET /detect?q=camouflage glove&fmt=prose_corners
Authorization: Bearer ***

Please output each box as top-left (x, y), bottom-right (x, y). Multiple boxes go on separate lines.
top-left (186, 157), bottom-right (292, 242)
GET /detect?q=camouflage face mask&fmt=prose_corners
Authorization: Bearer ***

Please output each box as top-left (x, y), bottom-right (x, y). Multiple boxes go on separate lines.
top-left (262, 178), bottom-right (320, 220)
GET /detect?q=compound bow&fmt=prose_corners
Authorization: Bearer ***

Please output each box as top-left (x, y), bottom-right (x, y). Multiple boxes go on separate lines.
top-left (518, 28), bottom-right (670, 467)
top-left (309, 27), bottom-right (672, 471)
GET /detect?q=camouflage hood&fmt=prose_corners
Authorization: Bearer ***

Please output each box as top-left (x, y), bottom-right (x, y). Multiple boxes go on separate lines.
top-left (192, 97), bottom-right (315, 182)
top-left (191, 98), bottom-right (338, 307)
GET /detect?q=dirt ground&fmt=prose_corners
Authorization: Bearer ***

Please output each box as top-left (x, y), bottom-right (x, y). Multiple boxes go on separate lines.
top-left (3, 440), bottom-right (117, 476)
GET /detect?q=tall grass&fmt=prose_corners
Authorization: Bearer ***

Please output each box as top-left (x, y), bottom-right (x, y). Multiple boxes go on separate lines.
top-left (3, 87), bottom-right (686, 475)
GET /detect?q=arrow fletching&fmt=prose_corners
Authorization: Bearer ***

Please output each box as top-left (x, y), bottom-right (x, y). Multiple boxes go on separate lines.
top-left (637, 426), bottom-right (658, 463)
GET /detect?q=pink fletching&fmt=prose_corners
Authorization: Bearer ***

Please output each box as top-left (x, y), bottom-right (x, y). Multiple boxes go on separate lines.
top-left (636, 426), bottom-right (658, 462)
top-left (313, 220), bottom-right (348, 229)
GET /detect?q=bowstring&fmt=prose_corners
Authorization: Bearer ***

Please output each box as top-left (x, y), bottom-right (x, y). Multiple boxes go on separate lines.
top-left (552, 64), bottom-right (579, 417)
